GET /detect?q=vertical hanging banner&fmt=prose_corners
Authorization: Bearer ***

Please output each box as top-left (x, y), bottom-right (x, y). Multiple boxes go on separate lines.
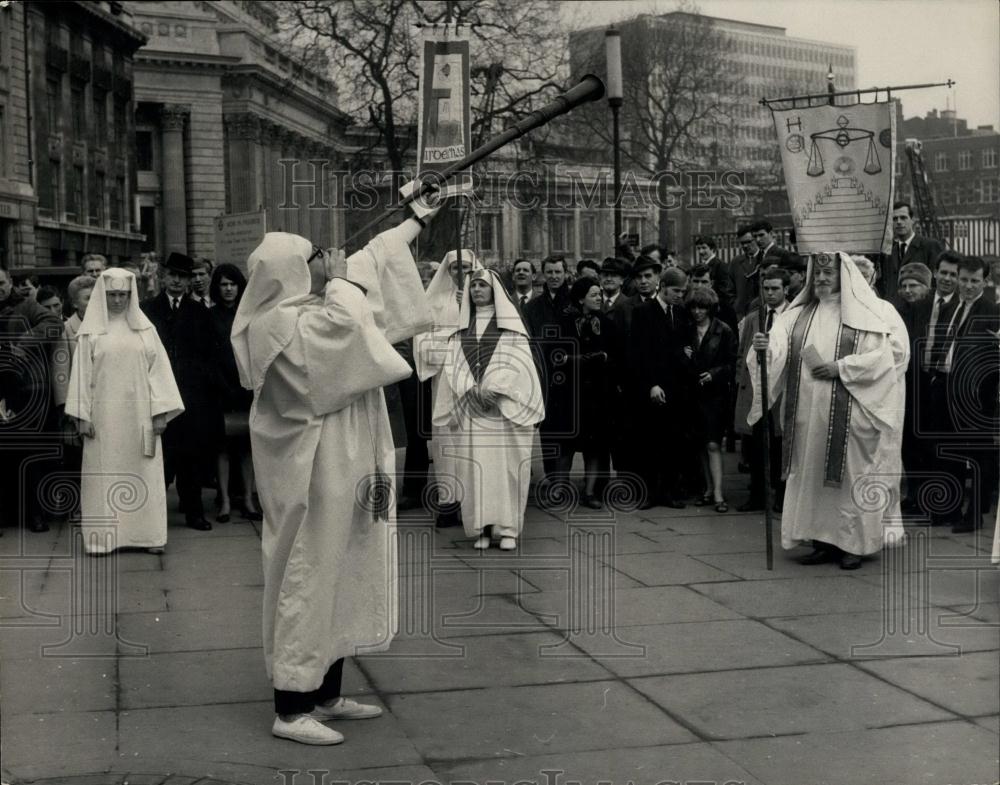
top-left (417, 25), bottom-right (473, 197)
top-left (771, 101), bottom-right (896, 255)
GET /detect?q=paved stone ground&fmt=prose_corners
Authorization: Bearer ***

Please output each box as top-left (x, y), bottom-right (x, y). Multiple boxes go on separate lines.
top-left (1, 454), bottom-right (998, 785)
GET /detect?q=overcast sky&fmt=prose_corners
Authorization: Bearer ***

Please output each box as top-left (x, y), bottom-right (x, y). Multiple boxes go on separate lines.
top-left (564, 0), bottom-right (1000, 129)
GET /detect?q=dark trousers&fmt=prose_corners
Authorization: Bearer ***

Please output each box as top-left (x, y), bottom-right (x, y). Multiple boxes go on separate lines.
top-left (162, 416), bottom-right (204, 521)
top-left (274, 658), bottom-right (344, 715)
top-left (539, 431), bottom-right (573, 477)
top-left (399, 377), bottom-right (431, 497)
top-left (639, 406), bottom-right (684, 503)
top-left (748, 417), bottom-right (784, 503)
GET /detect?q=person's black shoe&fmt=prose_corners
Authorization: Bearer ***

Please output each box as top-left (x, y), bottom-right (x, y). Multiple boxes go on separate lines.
top-left (239, 506), bottom-right (263, 521)
top-left (637, 499), bottom-right (658, 511)
top-left (28, 518), bottom-right (49, 533)
top-left (186, 518), bottom-right (212, 531)
top-left (435, 504), bottom-right (462, 528)
top-left (839, 553), bottom-right (863, 570)
top-left (799, 547), bottom-right (836, 565)
top-left (951, 518), bottom-right (981, 534)
top-left (663, 499), bottom-right (686, 509)
top-left (582, 494), bottom-right (603, 510)
top-left (737, 499), bottom-right (764, 512)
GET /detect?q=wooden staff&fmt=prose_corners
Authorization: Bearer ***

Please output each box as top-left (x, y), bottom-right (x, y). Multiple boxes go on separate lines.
top-left (758, 305), bottom-right (775, 570)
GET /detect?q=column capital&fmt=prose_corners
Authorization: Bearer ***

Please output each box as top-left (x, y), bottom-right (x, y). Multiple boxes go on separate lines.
top-left (224, 112), bottom-right (261, 141)
top-left (259, 119), bottom-right (282, 146)
top-left (161, 104), bottom-right (190, 131)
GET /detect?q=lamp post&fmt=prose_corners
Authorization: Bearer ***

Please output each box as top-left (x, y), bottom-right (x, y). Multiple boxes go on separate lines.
top-left (827, 63), bottom-right (835, 105)
top-left (605, 26), bottom-right (623, 248)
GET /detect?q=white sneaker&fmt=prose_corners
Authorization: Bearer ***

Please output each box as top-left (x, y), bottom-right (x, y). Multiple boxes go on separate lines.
top-left (473, 535), bottom-right (491, 549)
top-left (272, 714), bottom-right (344, 744)
top-left (310, 697), bottom-right (383, 721)
top-left (499, 537), bottom-right (517, 551)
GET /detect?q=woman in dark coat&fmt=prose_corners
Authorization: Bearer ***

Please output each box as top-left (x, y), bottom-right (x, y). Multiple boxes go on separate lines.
top-left (568, 277), bottom-right (618, 509)
top-left (209, 264), bottom-right (262, 522)
top-left (684, 287), bottom-right (738, 512)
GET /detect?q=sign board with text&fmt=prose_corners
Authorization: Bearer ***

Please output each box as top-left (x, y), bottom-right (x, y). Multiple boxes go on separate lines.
top-left (214, 211), bottom-right (266, 272)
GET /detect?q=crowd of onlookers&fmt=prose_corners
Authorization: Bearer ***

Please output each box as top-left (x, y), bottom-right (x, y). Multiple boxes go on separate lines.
top-left (403, 204), bottom-right (1000, 535)
top-left (0, 250), bottom-right (260, 536)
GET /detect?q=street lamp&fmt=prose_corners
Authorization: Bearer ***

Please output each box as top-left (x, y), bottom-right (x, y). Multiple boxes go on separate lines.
top-left (605, 26), bottom-right (623, 247)
top-left (827, 63), bottom-right (835, 105)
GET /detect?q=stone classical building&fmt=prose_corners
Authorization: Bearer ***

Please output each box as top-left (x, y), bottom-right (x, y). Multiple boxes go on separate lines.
top-left (0, 1), bottom-right (146, 274)
top-left (129, 0), bottom-right (353, 259)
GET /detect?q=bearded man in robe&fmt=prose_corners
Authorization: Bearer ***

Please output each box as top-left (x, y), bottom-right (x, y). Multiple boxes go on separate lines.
top-left (749, 251), bottom-right (908, 570)
top-left (433, 269), bottom-right (544, 550)
top-left (231, 208), bottom-right (436, 746)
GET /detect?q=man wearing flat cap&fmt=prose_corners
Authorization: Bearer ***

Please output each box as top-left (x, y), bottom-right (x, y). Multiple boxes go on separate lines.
top-left (142, 252), bottom-right (218, 530)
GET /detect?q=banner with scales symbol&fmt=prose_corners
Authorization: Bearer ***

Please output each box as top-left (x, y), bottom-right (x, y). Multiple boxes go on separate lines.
top-left (771, 101), bottom-right (897, 255)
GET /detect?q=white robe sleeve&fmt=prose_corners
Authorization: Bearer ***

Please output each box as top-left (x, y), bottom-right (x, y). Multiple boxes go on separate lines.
top-left (481, 333), bottom-right (545, 427)
top-left (143, 329), bottom-right (185, 422)
top-left (345, 223), bottom-right (432, 345)
top-left (65, 336), bottom-right (93, 423)
top-left (299, 278), bottom-right (412, 417)
top-left (836, 332), bottom-right (902, 433)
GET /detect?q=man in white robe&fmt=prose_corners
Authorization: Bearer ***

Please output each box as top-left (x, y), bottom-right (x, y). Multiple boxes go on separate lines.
top-left (413, 249), bottom-right (481, 527)
top-left (433, 269), bottom-right (544, 550)
top-left (231, 212), bottom-right (435, 745)
top-left (66, 269), bottom-right (183, 554)
top-left (750, 251), bottom-right (908, 570)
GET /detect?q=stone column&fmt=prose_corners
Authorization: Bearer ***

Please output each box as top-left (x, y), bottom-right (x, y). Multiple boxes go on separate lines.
top-left (161, 104), bottom-right (190, 255)
top-left (224, 112), bottom-right (261, 214)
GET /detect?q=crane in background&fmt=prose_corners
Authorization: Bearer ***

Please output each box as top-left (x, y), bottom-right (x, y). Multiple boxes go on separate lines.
top-left (904, 138), bottom-right (946, 243)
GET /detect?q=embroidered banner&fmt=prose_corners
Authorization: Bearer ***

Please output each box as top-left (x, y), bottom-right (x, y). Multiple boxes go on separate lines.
top-left (771, 101), bottom-right (897, 255)
top-left (417, 25), bottom-right (473, 197)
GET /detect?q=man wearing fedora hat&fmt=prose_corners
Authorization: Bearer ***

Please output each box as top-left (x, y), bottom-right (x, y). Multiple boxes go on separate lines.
top-left (142, 251), bottom-right (218, 530)
top-left (628, 255), bottom-right (662, 308)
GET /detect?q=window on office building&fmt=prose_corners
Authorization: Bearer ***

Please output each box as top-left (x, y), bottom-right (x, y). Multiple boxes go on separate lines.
top-left (93, 91), bottom-right (107, 147)
top-left (136, 130), bottom-right (154, 172)
top-left (958, 150), bottom-right (972, 170)
top-left (46, 74), bottom-right (61, 134)
top-left (520, 215), bottom-right (535, 252)
top-left (934, 152), bottom-right (948, 172)
top-left (71, 86), bottom-right (85, 138)
top-left (983, 179), bottom-right (999, 203)
top-left (983, 148), bottom-right (998, 169)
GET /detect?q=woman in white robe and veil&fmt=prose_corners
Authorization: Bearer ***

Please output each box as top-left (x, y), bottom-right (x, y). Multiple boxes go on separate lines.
top-left (413, 249), bottom-right (481, 527)
top-left (66, 268), bottom-right (184, 555)
top-left (432, 269), bottom-right (544, 550)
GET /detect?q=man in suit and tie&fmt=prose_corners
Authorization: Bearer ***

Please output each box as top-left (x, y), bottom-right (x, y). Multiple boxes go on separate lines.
top-left (730, 225), bottom-right (759, 318)
top-left (511, 259), bottom-right (536, 312)
top-left (910, 252), bottom-right (961, 521)
top-left (599, 257), bottom-right (632, 334)
top-left (884, 201), bottom-right (944, 303)
top-left (189, 258), bottom-right (213, 307)
top-left (941, 255), bottom-right (1000, 533)
top-left (523, 256), bottom-right (575, 489)
top-left (629, 267), bottom-right (693, 509)
top-left (734, 266), bottom-right (790, 512)
top-left (142, 252), bottom-right (218, 530)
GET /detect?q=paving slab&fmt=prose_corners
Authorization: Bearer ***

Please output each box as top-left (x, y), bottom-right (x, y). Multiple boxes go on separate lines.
top-left (435, 741), bottom-right (765, 785)
top-left (165, 584), bottom-right (264, 613)
top-left (1, 711), bottom-right (117, 774)
top-left (598, 551), bottom-right (740, 586)
top-left (517, 584), bottom-right (744, 631)
top-left (1, 657), bottom-right (117, 715)
top-left (118, 699), bottom-right (423, 771)
top-left (360, 629), bottom-right (612, 693)
top-left (717, 720), bottom-right (1000, 785)
top-left (628, 663), bottom-right (955, 739)
top-left (387, 680), bottom-right (697, 760)
top-left (693, 576), bottom-right (891, 618)
top-left (571, 619), bottom-right (829, 678)
top-left (696, 550), bottom-right (869, 580)
top-left (974, 714), bottom-right (999, 734)
top-left (116, 609), bottom-right (263, 653)
top-left (857, 651), bottom-right (1000, 717)
top-left (767, 607), bottom-right (1000, 660)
